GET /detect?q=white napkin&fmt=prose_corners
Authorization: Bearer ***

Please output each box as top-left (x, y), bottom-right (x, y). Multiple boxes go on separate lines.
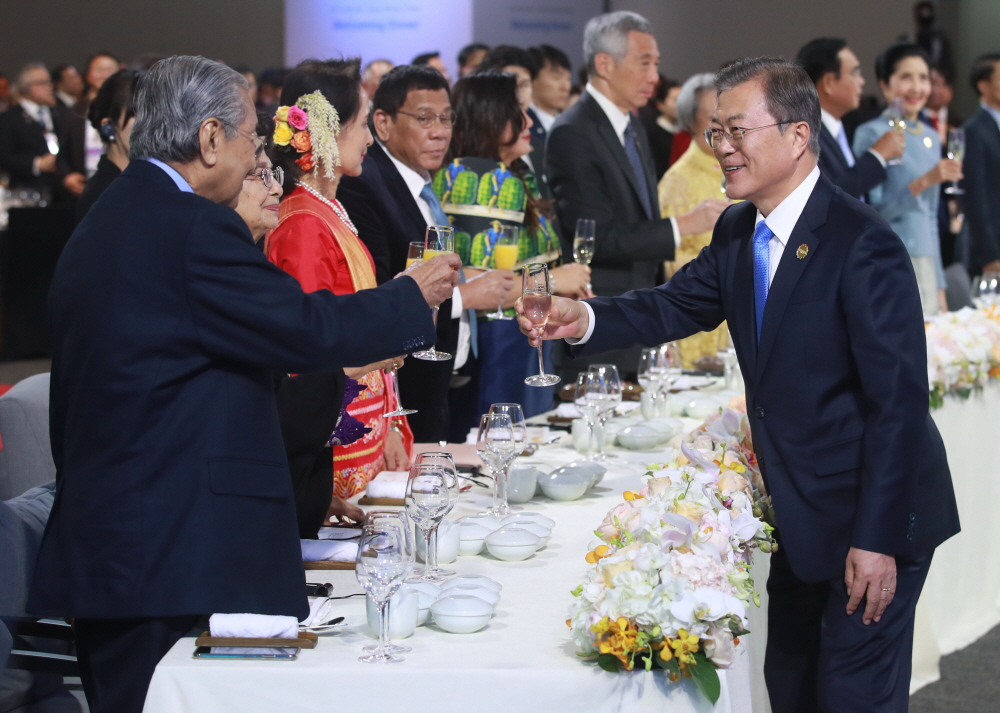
top-left (556, 403), bottom-right (582, 418)
top-left (300, 539), bottom-right (358, 562)
top-left (365, 470), bottom-right (409, 499)
top-left (617, 401), bottom-right (641, 414)
top-left (300, 597), bottom-right (335, 627)
top-left (671, 375), bottom-right (693, 391)
top-left (209, 613), bottom-right (298, 639)
top-left (317, 526), bottom-right (362, 540)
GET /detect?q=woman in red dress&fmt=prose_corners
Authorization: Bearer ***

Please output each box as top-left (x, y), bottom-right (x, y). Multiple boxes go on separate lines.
top-left (266, 59), bottom-right (412, 499)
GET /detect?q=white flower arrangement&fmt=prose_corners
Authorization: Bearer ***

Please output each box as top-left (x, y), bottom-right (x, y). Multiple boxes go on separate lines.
top-left (925, 306), bottom-right (1000, 408)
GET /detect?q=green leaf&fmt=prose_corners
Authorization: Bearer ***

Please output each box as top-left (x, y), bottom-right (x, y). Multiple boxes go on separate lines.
top-left (598, 653), bottom-right (622, 673)
top-left (689, 652), bottom-right (721, 705)
top-left (571, 584), bottom-right (584, 597)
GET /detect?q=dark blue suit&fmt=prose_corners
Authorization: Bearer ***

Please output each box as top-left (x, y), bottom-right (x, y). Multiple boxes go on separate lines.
top-left (28, 160), bottom-right (436, 711)
top-left (575, 173), bottom-right (959, 712)
top-left (817, 123), bottom-right (887, 201)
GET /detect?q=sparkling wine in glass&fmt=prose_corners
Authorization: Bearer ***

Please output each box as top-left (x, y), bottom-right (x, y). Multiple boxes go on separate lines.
top-left (573, 218), bottom-right (596, 266)
top-left (488, 226), bottom-right (518, 320)
top-left (944, 128), bottom-right (965, 195)
top-left (522, 263), bottom-right (560, 387)
top-left (412, 226), bottom-right (454, 362)
top-left (884, 99), bottom-right (906, 166)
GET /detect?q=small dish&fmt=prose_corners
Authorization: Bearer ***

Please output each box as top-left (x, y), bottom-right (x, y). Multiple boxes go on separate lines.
top-left (507, 464), bottom-right (540, 504)
top-left (404, 580), bottom-right (442, 599)
top-left (444, 584), bottom-right (501, 607)
top-left (643, 417), bottom-right (683, 443)
top-left (502, 512), bottom-right (556, 530)
top-left (538, 467), bottom-right (591, 501)
top-left (616, 424), bottom-right (661, 450)
top-left (399, 583), bottom-right (437, 626)
top-left (508, 521), bottom-right (550, 548)
top-left (431, 595), bottom-right (494, 634)
top-left (441, 574), bottom-right (503, 593)
top-left (458, 515), bottom-right (502, 532)
top-left (457, 521), bottom-right (491, 556)
top-left (685, 397), bottom-right (723, 420)
top-left (485, 526), bottom-right (540, 561)
top-left (547, 462), bottom-right (606, 490)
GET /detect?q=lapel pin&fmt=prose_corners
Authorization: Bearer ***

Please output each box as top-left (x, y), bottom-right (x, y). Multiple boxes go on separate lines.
top-left (796, 244), bottom-right (809, 260)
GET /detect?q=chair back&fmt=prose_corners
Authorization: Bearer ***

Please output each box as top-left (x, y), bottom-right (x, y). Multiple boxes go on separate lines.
top-left (0, 374), bottom-right (55, 501)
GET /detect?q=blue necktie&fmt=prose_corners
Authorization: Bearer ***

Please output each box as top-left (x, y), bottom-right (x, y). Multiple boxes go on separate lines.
top-left (623, 120), bottom-right (653, 219)
top-left (836, 126), bottom-right (855, 168)
top-left (419, 183), bottom-right (478, 359)
top-left (752, 221), bottom-right (773, 343)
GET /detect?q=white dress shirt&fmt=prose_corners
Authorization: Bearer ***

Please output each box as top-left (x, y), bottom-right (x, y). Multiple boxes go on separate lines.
top-left (822, 108), bottom-right (887, 169)
top-left (380, 141), bottom-right (472, 369)
top-left (585, 84), bottom-right (680, 247)
top-left (529, 104), bottom-right (557, 133)
top-left (572, 166), bottom-right (822, 344)
top-left (19, 99), bottom-right (59, 174)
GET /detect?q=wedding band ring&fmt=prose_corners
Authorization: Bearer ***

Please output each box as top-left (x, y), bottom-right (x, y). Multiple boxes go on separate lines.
top-left (881, 588), bottom-right (892, 591)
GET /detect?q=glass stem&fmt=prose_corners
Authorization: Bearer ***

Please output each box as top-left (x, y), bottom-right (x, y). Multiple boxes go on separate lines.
top-left (586, 420), bottom-right (594, 461)
top-left (427, 525), bottom-right (439, 572)
top-left (498, 462), bottom-right (509, 515)
top-left (377, 597), bottom-right (391, 656)
top-left (535, 341), bottom-right (546, 377)
top-left (427, 307), bottom-right (439, 355)
top-left (596, 414), bottom-right (608, 459)
top-left (391, 366), bottom-right (403, 411)
top-left (491, 464), bottom-right (501, 512)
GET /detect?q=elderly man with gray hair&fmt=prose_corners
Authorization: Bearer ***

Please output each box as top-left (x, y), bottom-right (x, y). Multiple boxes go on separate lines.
top-left (544, 11), bottom-right (727, 379)
top-left (27, 55), bottom-right (459, 713)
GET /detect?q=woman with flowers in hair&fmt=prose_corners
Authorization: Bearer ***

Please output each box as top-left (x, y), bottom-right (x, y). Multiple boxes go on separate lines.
top-left (267, 58), bottom-right (413, 499)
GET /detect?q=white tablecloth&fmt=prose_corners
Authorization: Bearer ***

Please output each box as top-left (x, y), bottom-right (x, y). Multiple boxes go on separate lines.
top-left (144, 418), bottom-right (758, 713)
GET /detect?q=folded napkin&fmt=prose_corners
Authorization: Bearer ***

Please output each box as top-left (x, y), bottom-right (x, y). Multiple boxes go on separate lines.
top-left (671, 375), bottom-right (693, 391)
top-left (209, 613), bottom-right (298, 639)
top-left (365, 470), bottom-right (409, 499)
top-left (300, 539), bottom-right (358, 562)
top-left (300, 596), bottom-right (335, 627)
top-left (556, 403), bottom-right (582, 418)
top-left (317, 526), bottom-right (362, 540)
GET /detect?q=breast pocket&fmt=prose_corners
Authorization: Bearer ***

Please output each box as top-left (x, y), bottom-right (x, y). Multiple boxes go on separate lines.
top-left (813, 436), bottom-right (863, 477)
top-left (208, 457), bottom-right (290, 498)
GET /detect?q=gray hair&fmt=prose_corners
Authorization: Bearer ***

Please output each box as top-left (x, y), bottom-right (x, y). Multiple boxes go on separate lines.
top-left (676, 73), bottom-right (716, 133)
top-left (583, 11), bottom-right (654, 77)
top-left (129, 56), bottom-right (250, 163)
top-left (16, 62), bottom-right (48, 91)
top-left (716, 57), bottom-right (821, 156)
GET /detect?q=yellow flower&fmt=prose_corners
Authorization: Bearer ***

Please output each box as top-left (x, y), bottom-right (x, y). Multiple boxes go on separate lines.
top-left (274, 106), bottom-right (289, 123)
top-left (273, 121), bottom-right (294, 146)
top-left (674, 501), bottom-right (707, 523)
top-left (623, 490), bottom-right (644, 501)
top-left (600, 557), bottom-right (633, 588)
top-left (592, 616), bottom-right (641, 670)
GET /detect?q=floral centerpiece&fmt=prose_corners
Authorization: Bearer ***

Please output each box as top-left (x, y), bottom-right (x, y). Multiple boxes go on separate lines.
top-left (568, 406), bottom-right (775, 704)
top-left (925, 306), bottom-right (1000, 409)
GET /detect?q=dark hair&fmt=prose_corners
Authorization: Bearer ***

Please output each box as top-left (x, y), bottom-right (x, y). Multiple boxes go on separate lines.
top-left (275, 58), bottom-right (363, 178)
top-left (50, 64), bottom-right (75, 85)
top-left (413, 52), bottom-right (441, 66)
top-left (458, 43), bottom-right (490, 69)
top-left (258, 67), bottom-right (288, 89)
top-left (875, 42), bottom-right (930, 84)
top-left (255, 111), bottom-right (274, 149)
top-left (716, 56), bottom-right (821, 155)
top-left (969, 52), bottom-right (1000, 95)
top-left (373, 64), bottom-right (450, 118)
top-left (87, 68), bottom-right (144, 137)
top-left (476, 46), bottom-right (539, 80)
top-left (795, 38), bottom-right (848, 84)
top-left (653, 74), bottom-right (680, 103)
top-left (528, 45), bottom-right (571, 74)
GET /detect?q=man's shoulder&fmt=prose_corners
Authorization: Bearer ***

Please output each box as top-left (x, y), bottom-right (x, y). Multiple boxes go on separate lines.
top-left (551, 94), bottom-right (597, 134)
top-left (820, 178), bottom-right (892, 238)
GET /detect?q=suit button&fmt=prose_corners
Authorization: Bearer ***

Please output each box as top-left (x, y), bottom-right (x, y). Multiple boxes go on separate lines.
top-left (755, 407), bottom-right (765, 419)
top-left (909, 513), bottom-right (916, 522)
top-left (906, 534), bottom-right (914, 541)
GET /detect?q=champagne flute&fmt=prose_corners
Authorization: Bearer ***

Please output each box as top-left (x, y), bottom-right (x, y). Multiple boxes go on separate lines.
top-left (488, 226), bottom-right (518, 320)
top-left (944, 128), bottom-right (965, 195)
top-left (522, 263), bottom-right (561, 387)
top-left (405, 241), bottom-right (424, 268)
top-left (382, 360), bottom-right (417, 417)
top-left (574, 371), bottom-right (601, 460)
top-left (587, 364), bottom-right (621, 461)
top-left (572, 219), bottom-right (595, 266)
top-left (885, 99), bottom-right (906, 166)
top-left (355, 523), bottom-right (409, 663)
top-left (404, 464), bottom-right (452, 582)
top-left (413, 226), bottom-right (454, 362)
top-left (412, 451), bottom-right (459, 578)
top-left (362, 511), bottom-right (414, 655)
top-left (484, 403), bottom-right (526, 517)
top-left (637, 348), bottom-right (662, 417)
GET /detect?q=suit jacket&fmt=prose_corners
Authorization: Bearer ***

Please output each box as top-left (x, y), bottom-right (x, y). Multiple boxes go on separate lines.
top-left (575, 174), bottom-right (959, 582)
top-left (28, 159), bottom-right (436, 619)
top-left (643, 117), bottom-right (675, 182)
top-left (526, 107), bottom-right (550, 197)
top-left (0, 104), bottom-right (74, 196)
top-left (545, 91), bottom-right (674, 296)
top-left (960, 107), bottom-right (1000, 274)
top-left (817, 124), bottom-right (886, 200)
top-left (338, 141), bottom-right (457, 442)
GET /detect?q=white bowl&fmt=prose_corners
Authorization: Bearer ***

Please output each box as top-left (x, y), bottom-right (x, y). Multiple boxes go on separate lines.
top-left (538, 468), bottom-right (591, 501)
top-left (512, 521), bottom-right (551, 548)
top-left (457, 521), bottom-right (491, 556)
top-left (441, 575), bottom-right (503, 593)
top-left (571, 419), bottom-right (604, 452)
top-left (485, 526), bottom-right (540, 561)
top-left (458, 515), bottom-right (502, 531)
top-left (507, 464), bottom-right (540, 504)
top-left (643, 417), bottom-right (683, 443)
top-left (671, 390), bottom-right (700, 416)
top-left (616, 424), bottom-right (661, 450)
top-left (444, 584), bottom-right (501, 607)
top-left (404, 580), bottom-right (442, 598)
top-left (431, 595), bottom-right (494, 634)
top-left (502, 512), bottom-right (555, 529)
top-left (547, 462), bottom-right (606, 490)
top-left (366, 588), bottom-right (418, 639)
top-left (685, 397), bottom-right (723, 420)
top-left (415, 519), bottom-right (460, 564)
top-left (408, 587), bottom-right (437, 626)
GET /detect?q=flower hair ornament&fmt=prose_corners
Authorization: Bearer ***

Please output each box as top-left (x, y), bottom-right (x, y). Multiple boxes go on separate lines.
top-left (273, 90), bottom-right (341, 177)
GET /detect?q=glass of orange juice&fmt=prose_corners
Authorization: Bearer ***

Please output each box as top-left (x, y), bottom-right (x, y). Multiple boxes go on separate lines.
top-left (488, 226), bottom-right (519, 320)
top-left (405, 241), bottom-right (424, 268)
top-left (413, 226), bottom-right (454, 362)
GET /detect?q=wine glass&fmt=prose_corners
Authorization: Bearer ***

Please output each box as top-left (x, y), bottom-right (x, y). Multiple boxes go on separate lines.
top-left (716, 330), bottom-right (740, 392)
top-left (944, 128), bottom-right (965, 195)
top-left (488, 226), bottom-right (519, 320)
top-left (382, 360), bottom-right (417, 417)
top-left (475, 413), bottom-right (502, 509)
top-left (587, 364), bottom-right (621, 461)
top-left (405, 241), bottom-right (424, 268)
top-left (657, 342), bottom-right (683, 389)
top-left (362, 511), bottom-right (414, 655)
top-left (404, 464), bottom-right (452, 582)
top-left (884, 99), bottom-right (906, 166)
top-left (412, 226), bottom-right (454, 362)
top-left (971, 271), bottom-right (1000, 307)
top-left (355, 523), bottom-right (409, 663)
top-left (412, 452), bottom-right (459, 578)
top-left (572, 219), bottom-right (595, 266)
top-left (483, 403), bottom-right (526, 517)
top-left (522, 263), bottom-right (561, 387)
top-left (637, 347), bottom-right (662, 417)
top-left (574, 371), bottom-right (602, 460)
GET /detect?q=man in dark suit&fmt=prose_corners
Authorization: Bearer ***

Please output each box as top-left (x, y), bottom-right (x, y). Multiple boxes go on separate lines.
top-left (526, 45), bottom-right (572, 195)
top-left (545, 11), bottom-right (726, 376)
top-left (960, 52), bottom-right (1000, 277)
top-left (520, 58), bottom-right (959, 713)
top-left (0, 63), bottom-right (85, 200)
top-left (795, 38), bottom-right (904, 200)
top-left (338, 64), bottom-right (513, 442)
top-left (27, 56), bottom-right (459, 713)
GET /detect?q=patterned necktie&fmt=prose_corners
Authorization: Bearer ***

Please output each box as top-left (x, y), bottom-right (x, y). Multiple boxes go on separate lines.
top-left (836, 126), bottom-right (855, 168)
top-left (623, 119), bottom-right (653, 219)
top-left (752, 221), bottom-right (773, 343)
top-left (419, 183), bottom-right (478, 359)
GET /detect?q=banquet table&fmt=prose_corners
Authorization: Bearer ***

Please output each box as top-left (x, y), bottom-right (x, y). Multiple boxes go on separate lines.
top-left (143, 383), bottom-right (1000, 713)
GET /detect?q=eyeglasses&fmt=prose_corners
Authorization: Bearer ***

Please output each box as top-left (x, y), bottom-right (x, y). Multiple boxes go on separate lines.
top-left (704, 122), bottom-right (791, 149)
top-left (247, 166), bottom-right (283, 188)
top-left (397, 110), bottom-right (456, 130)
top-left (237, 128), bottom-right (266, 154)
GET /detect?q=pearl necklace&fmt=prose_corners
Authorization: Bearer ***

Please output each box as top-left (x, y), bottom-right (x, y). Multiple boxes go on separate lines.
top-left (295, 181), bottom-right (358, 235)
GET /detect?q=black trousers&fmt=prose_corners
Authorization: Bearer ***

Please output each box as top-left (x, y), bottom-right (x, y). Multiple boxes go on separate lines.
top-left (74, 616), bottom-right (200, 713)
top-left (764, 547), bottom-right (932, 713)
